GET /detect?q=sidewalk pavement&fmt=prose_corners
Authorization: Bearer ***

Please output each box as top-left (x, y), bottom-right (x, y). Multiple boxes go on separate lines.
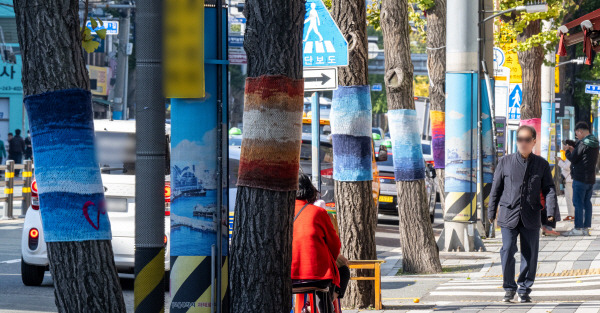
top-left (359, 194), bottom-right (600, 313)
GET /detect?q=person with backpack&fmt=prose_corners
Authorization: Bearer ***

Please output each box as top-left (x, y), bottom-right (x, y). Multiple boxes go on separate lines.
top-left (488, 125), bottom-right (558, 303)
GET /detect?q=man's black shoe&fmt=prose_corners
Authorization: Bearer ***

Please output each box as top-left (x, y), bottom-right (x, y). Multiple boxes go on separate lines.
top-left (503, 291), bottom-right (516, 302)
top-left (519, 294), bottom-right (532, 303)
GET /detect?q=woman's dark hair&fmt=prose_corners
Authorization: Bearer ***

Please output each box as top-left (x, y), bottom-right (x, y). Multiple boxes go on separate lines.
top-left (564, 139), bottom-right (576, 147)
top-left (297, 173), bottom-right (318, 203)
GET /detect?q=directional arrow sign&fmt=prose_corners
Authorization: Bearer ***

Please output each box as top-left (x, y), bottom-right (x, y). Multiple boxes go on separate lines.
top-left (304, 67), bottom-right (338, 91)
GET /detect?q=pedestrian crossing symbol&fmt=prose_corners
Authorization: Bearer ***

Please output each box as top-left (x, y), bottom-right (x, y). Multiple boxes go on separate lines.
top-left (303, 0), bottom-right (348, 68)
top-left (508, 84), bottom-right (522, 121)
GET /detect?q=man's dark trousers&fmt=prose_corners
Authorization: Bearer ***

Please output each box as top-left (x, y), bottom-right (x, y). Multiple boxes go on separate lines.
top-left (572, 180), bottom-right (594, 228)
top-left (500, 218), bottom-right (539, 295)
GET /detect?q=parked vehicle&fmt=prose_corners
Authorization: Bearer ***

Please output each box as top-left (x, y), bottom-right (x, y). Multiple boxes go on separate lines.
top-left (21, 120), bottom-right (172, 286)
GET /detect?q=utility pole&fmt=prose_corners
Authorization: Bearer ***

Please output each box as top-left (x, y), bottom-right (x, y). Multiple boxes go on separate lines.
top-left (438, 0), bottom-right (486, 252)
top-left (133, 0), bottom-right (165, 311)
top-left (112, 8), bottom-right (131, 120)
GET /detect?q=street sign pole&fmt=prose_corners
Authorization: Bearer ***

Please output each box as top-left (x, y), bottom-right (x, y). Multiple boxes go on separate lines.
top-left (311, 92), bottom-right (321, 192)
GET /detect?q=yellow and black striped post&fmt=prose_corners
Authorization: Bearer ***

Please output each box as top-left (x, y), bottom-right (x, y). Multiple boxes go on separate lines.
top-left (443, 191), bottom-right (477, 222)
top-left (170, 256), bottom-right (229, 312)
top-left (4, 160), bottom-right (14, 219)
top-left (21, 160), bottom-right (33, 216)
top-left (134, 247), bottom-right (165, 312)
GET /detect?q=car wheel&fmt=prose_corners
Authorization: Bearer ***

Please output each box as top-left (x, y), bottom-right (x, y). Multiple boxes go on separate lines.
top-left (21, 257), bottom-right (45, 286)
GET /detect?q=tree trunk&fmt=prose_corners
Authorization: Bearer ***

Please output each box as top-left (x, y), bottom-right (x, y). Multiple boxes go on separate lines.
top-left (13, 1), bottom-right (125, 312)
top-left (230, 188), bottom-right (296, 312)
top-left (427, 0), bottom-right (446, 213)
top-left (47, 241), bottom-right (125, 312)
top-left (230, 1), bottom-right (304, 312)
top-left (332, 0), bottom-right (377, 308)
top-left (426, 0), bottom-right (446, 113)
top-left (381, 0), bottom-right (442, 274)
top-left (517, 20), bottom-right (544, 120)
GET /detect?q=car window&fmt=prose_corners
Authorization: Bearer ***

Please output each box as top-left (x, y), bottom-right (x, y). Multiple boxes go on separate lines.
top-left (96, 132), bottom-right (171, 175)
top-left (300, 142), bottom-right (333, 164)
top-left (301, 124), bottom-right (331, 136)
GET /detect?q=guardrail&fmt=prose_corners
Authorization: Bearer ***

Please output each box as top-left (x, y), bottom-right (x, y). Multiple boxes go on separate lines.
top-left (1, 160), bottom-right (33, 219)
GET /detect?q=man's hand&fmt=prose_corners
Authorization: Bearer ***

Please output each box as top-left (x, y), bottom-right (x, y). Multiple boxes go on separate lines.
top-left (488, 219), bottom-right (495, 225)
top-left (548, 216), bottom-right (555, 222)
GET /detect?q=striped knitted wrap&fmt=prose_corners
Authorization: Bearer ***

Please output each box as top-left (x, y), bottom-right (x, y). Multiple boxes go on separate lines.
top-left (430, 110), bottom-right (445, 169)
top-left (237, 75), bottom-right (304, 191)
top-left (25, 89), bottom-right (110, 242)
top-left (331, 85), bottom-right (373, 181)
top-left (388, 109), bottom-right (425, 181)
top-left (520, 118), bottom-right (542, 156)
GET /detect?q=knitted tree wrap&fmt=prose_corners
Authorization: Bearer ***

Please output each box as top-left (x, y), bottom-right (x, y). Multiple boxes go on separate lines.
top-left (388, 109), bottom-right (425, 181)
top-left (430, 110), bottom-right (445, 169)
top-left (520, 118), bottom-right (542, 156)
top-left (237, 75), bottom-right (304, 191)
top-left (331, 85), bottom-right (373, 182)
top-left (25, 89), bottom-right (110, 242)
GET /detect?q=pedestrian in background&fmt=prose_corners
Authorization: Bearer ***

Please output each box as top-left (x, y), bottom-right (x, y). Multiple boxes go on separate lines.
top-left (24, 130), bottom-right (32, 160)
top-left (8, 129), bottom-right (25, 176)
top-left (564, 122), bottom-right (599, 236)
top-left (488, 125), bottom-right (558, 303)
top-left (557, 147), bottom-right (574, 221)
top-left (0, 134), bottom-right (7, 165)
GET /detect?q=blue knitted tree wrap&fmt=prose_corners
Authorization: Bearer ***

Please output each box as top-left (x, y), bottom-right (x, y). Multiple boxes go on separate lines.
top-left (331, 85), bottom-right (373, 181)
top-left (25, 89), bottom-right (111, 242)
top-left (388, 109), bottom-right (425, 181)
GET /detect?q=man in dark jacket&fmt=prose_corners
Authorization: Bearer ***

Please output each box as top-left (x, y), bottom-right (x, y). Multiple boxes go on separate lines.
top-left (488, 125), bottom-right (558, 303)
top-left (8, 129), bottom-right (25, 175)
top-left (564, 121), bottom-right (599, 236)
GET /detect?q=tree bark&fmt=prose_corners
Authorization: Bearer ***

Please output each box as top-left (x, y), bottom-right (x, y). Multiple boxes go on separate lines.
top-left (334, 181), bottom-right (376, 308)
top-left (332, 0), bottom-right (369, 86)
top-left (517, 20), bottom-right (544, 120)
top-left (230, 1), bottom-right (304, 312)
top-left (332, 0), bottom-right (377, 308)
top-left (230, 188), bottom-right (296, 312)
top-left (427, 0), bottom-right (446, 213)
top-left (381, 0), bottom-right (442, 274)
top-left (13, 1), bottom-right (125, 312)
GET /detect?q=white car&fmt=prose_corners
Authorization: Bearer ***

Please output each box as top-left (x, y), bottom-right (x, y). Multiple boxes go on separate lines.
top-left (21, 120), bottom-right (171, 286)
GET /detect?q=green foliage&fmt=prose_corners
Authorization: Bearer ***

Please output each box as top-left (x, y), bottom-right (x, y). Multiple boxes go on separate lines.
top-left (366, 0), bottom-right (382, 31)
top-left (323, 0), bottom-right (332, 10)
top-left (81, 17), bottom-right (105, 53)
top-left (370, 74), bottom-right (388, 114)
top-left (414, 75), bottom-right (429, 97)
top-left (574, 53), bottom-right (600, 113)
top-left (495, 0), bottom-right (578, 55)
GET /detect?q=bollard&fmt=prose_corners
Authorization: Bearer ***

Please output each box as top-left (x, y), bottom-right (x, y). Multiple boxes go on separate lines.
top-left (4, 160), bottom-right (14, 219)
top-left (20, 160), bottom-right (33, 217)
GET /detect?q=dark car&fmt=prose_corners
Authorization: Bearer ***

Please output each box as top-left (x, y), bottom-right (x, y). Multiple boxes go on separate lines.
top-left (376, 144), bottom-right (438, 223)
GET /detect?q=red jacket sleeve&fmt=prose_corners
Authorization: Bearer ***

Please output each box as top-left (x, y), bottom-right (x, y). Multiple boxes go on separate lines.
top-left (316, 208), bottom-right (341, 260)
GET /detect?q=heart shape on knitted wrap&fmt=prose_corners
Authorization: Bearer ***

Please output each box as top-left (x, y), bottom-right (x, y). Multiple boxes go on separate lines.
top-left (82, 201), bottom-right (106, 230)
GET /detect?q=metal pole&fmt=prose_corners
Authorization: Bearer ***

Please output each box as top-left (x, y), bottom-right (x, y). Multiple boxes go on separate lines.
top-left (477, 0), bottom-right (485, 232)
top-left (215, 1), bottom-right (225, 312)
top-left (112, 8), bottom-right (131, 120)
top-left (134, 0), bottom-right (165, 311)
top-left (20, 160), bottom-right (32, 217)
top-left (4, 160), bottom-right (13, 219)
top-left (311, 92), bottom-right (321, 192)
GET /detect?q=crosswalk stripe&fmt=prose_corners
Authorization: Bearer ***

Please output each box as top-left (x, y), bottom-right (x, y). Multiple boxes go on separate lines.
top-left (430, 290), bottom-right (600, 297)
top-left (442, 275), bottom-right (600, 285)
top-left (574, 301), bottom-right (600, 313)
top-left (324, 41), bottom-right (336, 53)
top-left (438, 280), bottom-right (600, 289)
top-left (315, 41), bottom-right (325, 53)
top-left (303, 41), bottom-right (313, 54)
top-left (527, 303), bottom-right (558, 313)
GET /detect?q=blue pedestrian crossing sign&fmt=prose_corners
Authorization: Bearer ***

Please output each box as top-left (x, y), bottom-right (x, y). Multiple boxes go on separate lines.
top-left (303, 0), bottom-right (348, 68)
top-left (508, 84), bottom-right (522, 121)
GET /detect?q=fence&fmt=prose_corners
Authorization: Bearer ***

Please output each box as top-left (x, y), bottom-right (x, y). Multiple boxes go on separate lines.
top-left (0, 160), bottom-right (33, 219)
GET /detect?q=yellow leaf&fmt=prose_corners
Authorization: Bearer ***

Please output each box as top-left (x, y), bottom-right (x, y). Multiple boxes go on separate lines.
top-left (82, 40), bottom-right (100, 53)
top-left (96, 28), bottom-right (107, 40)
top-left (90, 17), bottom-right (97, 30)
